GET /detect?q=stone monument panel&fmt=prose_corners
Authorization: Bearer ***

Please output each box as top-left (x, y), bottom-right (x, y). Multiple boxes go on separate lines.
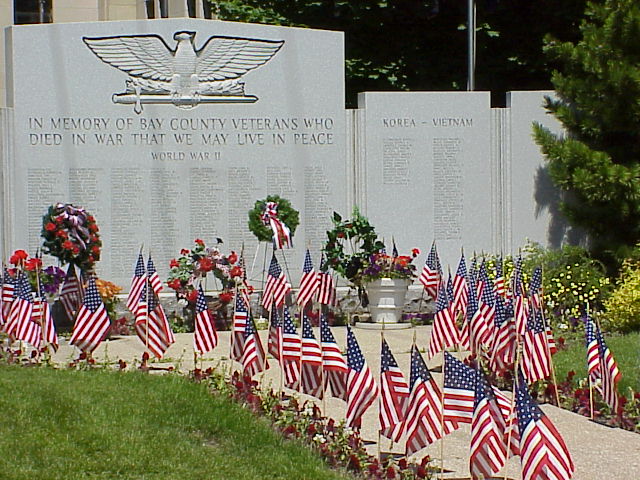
top-left (356, 92), bottom-right (495, 271)
top-left (506, 91), bottom-right (576, 251)
top-left (4, 19), bottom-right (346, 288)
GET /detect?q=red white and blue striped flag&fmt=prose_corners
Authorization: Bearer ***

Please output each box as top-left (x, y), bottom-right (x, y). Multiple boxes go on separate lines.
top-left (300, 312), bottom-right (323, 399)
top-left (346, 326), bottom-right (378, 429)
top-left (69, 276), bottom-right (110, 353)
top-left (147, 255), bottom-right (163, 296)
top-left (419, 242), bottom-right (441, 300)
top-left (281, 305), bottom-right (301, 390)
top-left (428, 285), bottom-right (459, 358)
top-left (59, 263), bottom-right (82, 321)
top-left (443, 352), bottom-right (476, 424)
top-left (453, 253), bottom-right (468, 317)
top-left (242, 312), bottom-right (269, 377)
top-left (193, 286), bottom-right (218, 354)
top-left (320, 313), bottom-right (347, 401)
top-left (1, 268), bottom-right (16, 325)
top-left (515, 372), bottom-right (574, 480)
top-left (261, 255), bottom-right (291, 310)
top-left (4, 272), bottom-right (35, 342)
top-left (522, 309), bottom-right (552, 384)
top-left (379, 338), bottom-right (409, 442)
top-left (231, 294), bottom-right (249, 362)
top-left (316, 257), bottom-right (336, 306)
top-left (126, 251), bottom-right (146, 313)
top-left (297, 249), bottom-right (319, 307)
top-left (405, 345), bottom-right (457, 456)
top-left (585, 316), bottom-right (621, 412)
top-left (134, 285), bottom-right (175, 358)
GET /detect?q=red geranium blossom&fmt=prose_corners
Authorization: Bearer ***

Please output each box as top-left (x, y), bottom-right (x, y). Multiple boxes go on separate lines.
top-left (198, 257), bottom-right (213, 272)
top-left (230, 265), bottom-right (243, 277)
top-left (45, 222), bottom-right (56, 232)
top-left (62, 240), bottom-right (74, 250)
top-left (167, 278), bottom-right (181, 291)
top-left (180, 249), bottom-right (190, 255)
top-left (227, 251), bottom-right (238, 264)
top-left (187, 289), bottom-right (198, 303)
top-left (169, 258), bottom-right (179, 268)
top-left (194, 238), bottom-right (205, 246)
top-left (411, 248), bottom-right (420, 257)
top-left (24, 258), bottom-right (42, 271)
top-left (219, 291), bottom-right (233, 303)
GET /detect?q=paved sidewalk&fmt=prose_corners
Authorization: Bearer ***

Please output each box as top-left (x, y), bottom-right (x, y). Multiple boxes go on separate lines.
top-left (53, 326), bottom-right (640, 479)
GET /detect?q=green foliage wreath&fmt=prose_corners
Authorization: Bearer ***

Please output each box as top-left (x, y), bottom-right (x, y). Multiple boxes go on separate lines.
top-left (248, 195), bottom-right (299, 243)
top-left (322, 207), bottom-right (385, 286)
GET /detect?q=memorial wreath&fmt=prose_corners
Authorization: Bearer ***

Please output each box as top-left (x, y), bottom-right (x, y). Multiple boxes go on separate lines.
top-left (41, 203), bottom-right (101, 272)
top-left (248, 195), bottom-right (299, 248)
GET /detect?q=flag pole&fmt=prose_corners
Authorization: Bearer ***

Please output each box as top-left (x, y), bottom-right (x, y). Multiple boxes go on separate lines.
top-left (439, 349), bottom-right (446, 480)
top-left (34, 251), bottom-right (46, 360)
top-left (467, 0), bottom-right (476, 91)
top-left (503, 343), bottom-right (522, 480)
top-left (586, 301), bottom-right (595, 419)
top-left (377, 330), bottom-right (384, 460)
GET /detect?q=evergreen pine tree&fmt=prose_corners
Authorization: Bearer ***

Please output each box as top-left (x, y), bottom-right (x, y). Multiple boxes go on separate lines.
top-left (534, 0), bottom-right (640, 263)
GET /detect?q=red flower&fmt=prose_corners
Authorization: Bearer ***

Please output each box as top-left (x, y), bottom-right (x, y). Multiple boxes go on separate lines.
top-left (45, 222), bottom-right (56, 232)
top-left (8, 254), bottom-right (19, 265)
top-left (167, 279), bottom-right (181, 291)
top-left (396, 256), bottom-right (410, 267)
top-left (412, 248), bottom-right (421, 257)
top-left (228, 251), bottom-right (238, 264)
top-left (169, 259), bottom-right (179, 268)
top-left (385, 466), bottom-right (396, 479)
top-left (12, 250), bottom-right (28, 262)
top-left (91, 245), bottom-right (100, 254)
top-left (87, 215), bottom-right (95, 222)
top-left (62, 240), bottom-right (74, 250)
top-left (187, 289), bottom-right (198, 303)
top-left (219, 291), bottom-right (233, 303)
top-left (180, 249), bottom-right (190, 255)
top-left (194, 238), bottom-right (205, 246)
top-left (198, 257), bottom-right (213, 272)
top-left (72, 247), bottom-right (80, 255)
top-left (55, 216), bottom-right (63, 224)
top-left (56, 230), bottom-right (68, 239)
top-left (89, 223), bottom-right (99, 233)
top-left (24, 258), bottom-right (42, 271)
top-left (230, 265), bottom-right (243, 278)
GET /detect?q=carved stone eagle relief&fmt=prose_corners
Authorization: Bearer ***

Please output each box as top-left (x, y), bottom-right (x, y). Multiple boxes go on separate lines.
top-left (83, 31), bottom-right (284, 113)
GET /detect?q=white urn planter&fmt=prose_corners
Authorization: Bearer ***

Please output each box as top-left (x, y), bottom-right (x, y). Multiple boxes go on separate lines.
top-left (365, 278), bottom-right (411, 324)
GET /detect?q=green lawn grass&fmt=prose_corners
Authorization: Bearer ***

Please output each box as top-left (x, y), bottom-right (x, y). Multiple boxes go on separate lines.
top-left (553, 331), bottom-right (640, 393)
top-left (0, 366), bottom-right (348, 480)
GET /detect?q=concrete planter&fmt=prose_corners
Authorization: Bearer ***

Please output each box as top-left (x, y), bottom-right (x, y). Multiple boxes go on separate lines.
top-left (365, 278), bottom-right (411, 324)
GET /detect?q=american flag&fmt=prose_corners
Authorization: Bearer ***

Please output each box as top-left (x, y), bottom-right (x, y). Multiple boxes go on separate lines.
top-left (261, 255), bottom-right (291, 310)
top-left (346, 326), bottom-right (379, 429)
top-left (515, 373), bottom-right (575, 480)
top-left (193, 286), bottom-right (218, 354)
top-left (522, 309), bottom-right (552, 384)
top-left (477, 262), bottom-right (492, 301)
top-left (490, 296), bottom-right (516, 374)
top-left (34, 298), bottom-right (58, 351)
top-left (126, 251), bottom-right (146, 313)
top-left (297, 249), bottom-right (319, 307)
top-left (443, 352), bottom-right (477, 424)
top-left (405, 344), bottom-right (458, 456)
top-left (453, 253), bottom-right (468, 317)
top-left (528, 266), bottom-right (543, 310)
top-left (460, 274), bottom-right (477, 351)
top-left (585, 316), bottom-right (600, 378)
top-left (59, 263), bottom-right (82, 321)
top-left (492, 385), bottom-right (520, 457)
top-left (267, 307), bottom-right (282, 360)
top-left (281, 306), bottom-right (301, 390)
top-left (379, 338), bottom-right (409, 442)
top-left (513, 259), bottom-right (528, 337)
top-left (230, 294), bottom-right (249, 362)
top-left (238, 253), bottom-right (252, 308)
top-left (470, 371), bottom-right (508, 479)
top-left (316, 257), bottom-right (336, 306)
top-left (69, 276), bottom-right (110, 353)
top-left (134, 285), bottom-right (175, 358)
top-left (1, 268), bottom-right (16, 325)
top-left (392, 239), bottom-right (399, 258)
top-left (300, 312), bottom-right (323, 399)
top-left (419, 242), bottom-right (441, 299)
top-left (4, 272), bottom-right (35, 341)
top-left (428, 285), bottom-right (459, 359)
top-left (494, 258), bottom-right (506, 297)
top-left (476, 272), bottom-right (497, 351)
top-left (242, 312), bottom-right (268, 377)
top-left (320, 313), bottom-right (347, 401)
top-left (147, 255), bottom-right (163, 295)
top-left (586, 316), bottom-right (621, 412)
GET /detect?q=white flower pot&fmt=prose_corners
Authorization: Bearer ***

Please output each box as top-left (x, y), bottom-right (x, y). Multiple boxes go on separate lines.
top-left (365, 278), bottom-right (410, 324)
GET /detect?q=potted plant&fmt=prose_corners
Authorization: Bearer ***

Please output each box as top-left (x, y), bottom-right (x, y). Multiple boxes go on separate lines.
top-left (322, 207), bottom-right (419, 323)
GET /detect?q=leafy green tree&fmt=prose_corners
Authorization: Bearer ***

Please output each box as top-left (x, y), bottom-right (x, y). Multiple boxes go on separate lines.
top-left (533, 0), bottom-right (640, 264)
top-left (210, 0), bottom-right (586, 106)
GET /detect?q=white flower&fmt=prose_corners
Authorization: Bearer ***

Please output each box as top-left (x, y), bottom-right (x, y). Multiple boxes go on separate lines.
top-left (313, 434), bottom-right (326, 444)
top-left (178, 298), bottom-right (188, 307)
top-left (558, 323), bottom-right (569, 330)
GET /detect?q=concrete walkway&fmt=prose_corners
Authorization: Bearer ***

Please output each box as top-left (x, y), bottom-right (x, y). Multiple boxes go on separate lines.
top-left (52, 326), bottom-right (640, 479)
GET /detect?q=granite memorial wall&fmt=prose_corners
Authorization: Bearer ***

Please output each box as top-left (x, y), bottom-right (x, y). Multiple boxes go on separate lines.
top-left (1, 18), bottom-right (564, 290)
